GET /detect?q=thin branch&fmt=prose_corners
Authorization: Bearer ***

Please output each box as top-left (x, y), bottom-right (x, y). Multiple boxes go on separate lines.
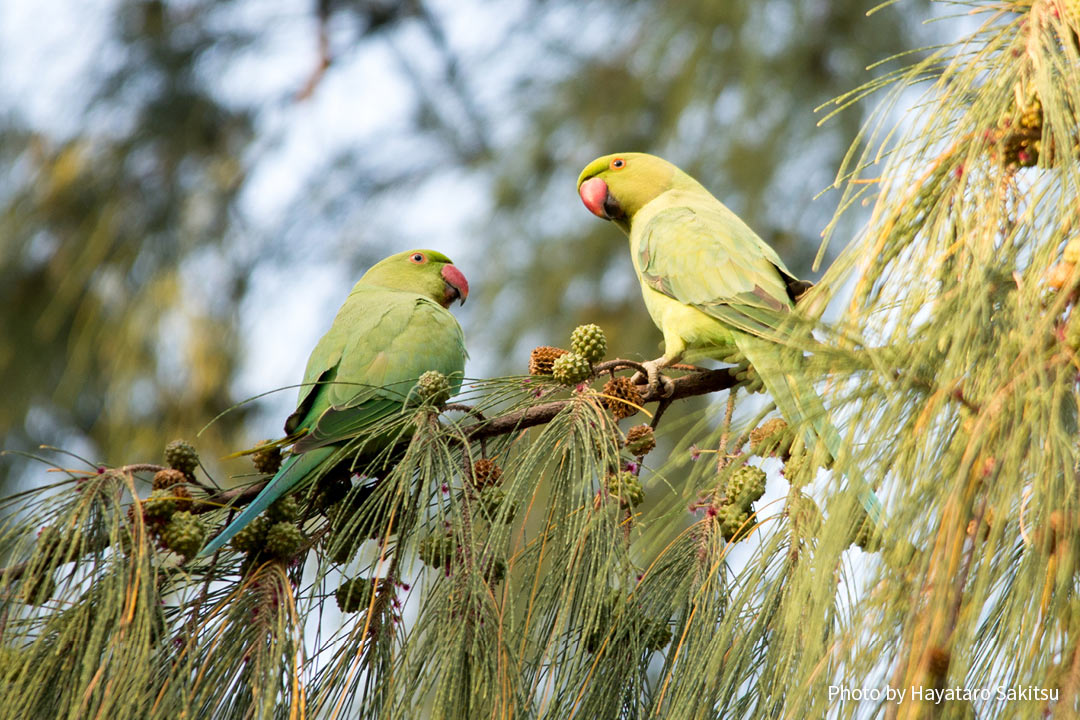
top-left (462, 367), bottom-right (740, 442)
top-left (894, 369), bottom-right (981, 414)
top-left (191, 481), bottom-right (270, 515)
top-left (295, 0), bottom-right (332, 101)
top-left (650, 398), bottom-right (674, 430)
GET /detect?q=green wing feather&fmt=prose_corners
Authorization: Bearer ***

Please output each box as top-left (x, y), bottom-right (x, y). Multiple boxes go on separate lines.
top-left (289, 284), bottom-right (466, 453)
top-left (636, 204), bottom-right (801, 339)
top-left (635, 198), bottom-right (882, 522)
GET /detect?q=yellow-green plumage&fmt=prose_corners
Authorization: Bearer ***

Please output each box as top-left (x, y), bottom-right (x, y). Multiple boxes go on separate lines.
top-left (199, 249), bottom-right (468, 557)
top-left (578, 152), bottom-right (881, 521)
top-left (287, 280), bottom-right (466, 452)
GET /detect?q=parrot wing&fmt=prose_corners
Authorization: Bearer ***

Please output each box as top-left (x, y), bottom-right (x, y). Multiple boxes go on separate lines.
top-left (636, 201), bottom-right (882, 523)
top-left (288, 286), bottom-right (467, 453)
top-left (636, 204), bottom-right (804, 339)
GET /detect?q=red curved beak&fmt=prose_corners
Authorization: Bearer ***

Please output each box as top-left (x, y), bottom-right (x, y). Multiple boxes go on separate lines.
top-left (441, 264), bottom-right (469, 307)
top-left (579, 177), bottom-right (610, 218)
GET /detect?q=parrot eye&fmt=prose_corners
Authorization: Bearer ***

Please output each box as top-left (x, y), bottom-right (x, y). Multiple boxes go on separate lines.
top-left (410, 253), bottom-right (426, 264)
top-left (610, 158), bottom-right (626, 170)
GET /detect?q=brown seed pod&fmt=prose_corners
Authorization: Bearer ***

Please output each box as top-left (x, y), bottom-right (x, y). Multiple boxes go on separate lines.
top-left (152, 468), bottom-right (187, 490)
top-left (471, 458), bottom-right (503, 487)
top-left (749, 418), bottom-right (791, 459)
top-left (624, 424), bottom-right (655, 456)
top-left (529, 346), bottom-right (569, 375)
top-left (601, 376), bottom-right (643, 420)
top-left (926, 645), bottom-right (951, 681)
top-left (171, 485), bottom-right (193, 512)
top-left (1047, 261), bottom-right (1077, 291)
top-left (1064, 237), bottom-right (1080, 266)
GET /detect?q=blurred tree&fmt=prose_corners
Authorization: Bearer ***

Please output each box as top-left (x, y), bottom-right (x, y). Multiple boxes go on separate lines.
top-left (0, 0), bottom-right (256, 482)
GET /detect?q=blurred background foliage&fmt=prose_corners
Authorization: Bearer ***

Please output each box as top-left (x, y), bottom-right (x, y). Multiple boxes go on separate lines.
top-left (0, 0), bottom-right (930, 488)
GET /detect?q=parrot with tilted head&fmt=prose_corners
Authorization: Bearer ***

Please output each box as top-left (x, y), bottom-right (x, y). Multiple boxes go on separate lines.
top-left (576, 152), bottom-right (881, 522)
top-left (199, 249), bottom-right (469, 557)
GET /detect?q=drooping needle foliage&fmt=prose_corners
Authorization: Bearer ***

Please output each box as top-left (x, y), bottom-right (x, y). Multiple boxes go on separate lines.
top-left (2, 2), bottom-right (1080, 719)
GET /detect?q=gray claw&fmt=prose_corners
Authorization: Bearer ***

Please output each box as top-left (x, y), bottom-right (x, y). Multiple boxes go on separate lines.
top-left (639, 361), bottom-right (674, 398)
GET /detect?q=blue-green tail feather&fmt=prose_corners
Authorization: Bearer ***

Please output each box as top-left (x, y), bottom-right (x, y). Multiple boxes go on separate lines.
top-left (198, 447), bottom-right (335, 557)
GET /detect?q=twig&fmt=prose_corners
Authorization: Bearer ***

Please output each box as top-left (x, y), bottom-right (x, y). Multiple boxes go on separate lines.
top-left (190, 481), bottom-right (270, 516)
top-left (295, 0), bottom-right (332, 101)
top-left (896, 370), bottom-right (981, 414)
top-left (650, 398), bottom-right (673, 430)
top-left (717, 387), bottom-right (740, 472)
top-left (444, 404), bottom-right (487, 423)
top-left (115, 463), bottom-right (166, 474)
top-left (592, 359), bottom-right (648, 375)
top-left (462, 367), bottom-right (740, 441)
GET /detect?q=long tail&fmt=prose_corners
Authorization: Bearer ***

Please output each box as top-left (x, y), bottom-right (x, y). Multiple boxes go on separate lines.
top-left (198, 446), bottom-right (335, 557)
top-left (735, 334), bottom-right (883, 523)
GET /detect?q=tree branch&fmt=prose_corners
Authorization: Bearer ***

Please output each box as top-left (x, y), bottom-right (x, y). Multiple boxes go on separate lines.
top-left (462, 367), bottom-right (740, 441)
top-left (196, 366), bottom-right (740, 514)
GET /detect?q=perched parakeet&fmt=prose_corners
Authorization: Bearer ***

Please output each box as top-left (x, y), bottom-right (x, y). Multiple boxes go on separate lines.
top-left (199, 249), bottom-right (469, 557)
top-left (577, 152), bottom-right (881, 521)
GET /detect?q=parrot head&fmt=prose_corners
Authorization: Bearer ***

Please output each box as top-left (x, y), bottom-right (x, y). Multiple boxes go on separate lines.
top-left (577, 152), bottom-right (678, 229)
top-left (362, 249), bottom-right (469, 308)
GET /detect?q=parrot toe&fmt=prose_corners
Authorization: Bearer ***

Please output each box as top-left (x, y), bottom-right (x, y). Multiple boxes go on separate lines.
top-left (634, 360), bottom-right (675, 399)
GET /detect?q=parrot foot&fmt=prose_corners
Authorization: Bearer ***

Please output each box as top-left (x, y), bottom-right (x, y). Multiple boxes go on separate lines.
top-left (633, 360), bottom-right (675, 398)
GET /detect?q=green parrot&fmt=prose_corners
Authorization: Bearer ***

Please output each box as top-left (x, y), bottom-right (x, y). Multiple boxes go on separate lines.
top-left (577, 152), bottom-right (881, 521)
top-left (199, 249), bottom-right (469, 557)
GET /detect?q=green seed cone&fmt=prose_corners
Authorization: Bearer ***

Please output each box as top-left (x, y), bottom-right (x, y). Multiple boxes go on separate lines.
top-left (267, 495), bottom-right (300, 524)
top-left (161, 511), bottom-right (205, 559)
top-left (143, 489), bottom-right (177, 523)
top-left (477, 485), bottom-right (515, 523)
top-left (414, 370), bottom-right (452, 406)
top-left (335, 576), bottom-right (378, 613)
top-left (418, 533), bottom-right (456, 570)
top-left (230, 516), bottom-right (271, 555)
top-left (164, 439), bottom-right (199, 475)
top-left (265, 522), bottom-right (304, 559)
top-left (606, 471), bottom-right (645, 508)
top-left (724, 465), bottom-right (767, 510)
top-left (717, 502), bottom-right (751, 542)
top-left (571, 323), bottom-right (607, 363)
top-left (552, 352), bottom-right (592, 385)
top-left (252, 442), bottom-right (283, 474)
